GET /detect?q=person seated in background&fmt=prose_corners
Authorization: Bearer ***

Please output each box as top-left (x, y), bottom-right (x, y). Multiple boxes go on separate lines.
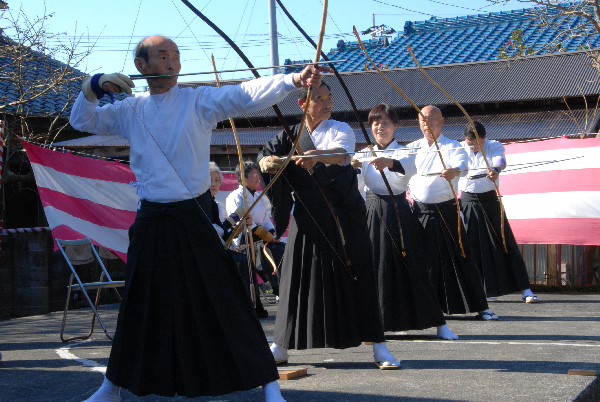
top-left (226, 161), bottom-right (284, 310)
top-left (208, 161), bottom-right (270, 318)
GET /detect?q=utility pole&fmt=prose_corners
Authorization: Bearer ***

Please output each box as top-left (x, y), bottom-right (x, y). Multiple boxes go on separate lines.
top-left (268, 0), bottom-right (280, 76)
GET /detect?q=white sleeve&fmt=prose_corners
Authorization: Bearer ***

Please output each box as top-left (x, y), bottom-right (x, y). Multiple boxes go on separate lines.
top-left (394, 150), bottom-right (417, 179)
top-left (330, 122), bottom-right (355, 153)
top-left (197, 74), bottom-right (296, 126)
top-left (225, 190), bottom-right (243, 215)
top-left (450, 146), bottom-right (468, 176)
top-left (69, 92), bottom-right (125, 137)
top-left (488, 140), bottom-right (506, 160)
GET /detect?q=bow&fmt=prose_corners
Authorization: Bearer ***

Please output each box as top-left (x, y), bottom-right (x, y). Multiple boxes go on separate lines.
top-left (181, 0), bottom-right (356, 278)
top-left (210, 54), bottom-right (258, 306)
top-left (275, 0), bottom-right (406, 257)
top-left (353, 26), bottom-right (466, 257)
top-left (407, 45), bottom-right (508, 253)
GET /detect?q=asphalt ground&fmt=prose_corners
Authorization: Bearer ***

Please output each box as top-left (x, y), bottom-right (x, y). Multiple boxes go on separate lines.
top-left (0, 292), bottom-right (599, 402)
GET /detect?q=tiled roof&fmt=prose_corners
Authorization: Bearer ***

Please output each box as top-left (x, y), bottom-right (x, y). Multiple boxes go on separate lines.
top-left (0, 34), bottom-right (87, 117)
top-left (0, 34), bottom-right (128, 118)
top-left (327, 3), bottom-right (600, 72)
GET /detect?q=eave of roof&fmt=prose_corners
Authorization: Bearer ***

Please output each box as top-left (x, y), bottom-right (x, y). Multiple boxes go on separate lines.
top-left (182, 50), bottom-right (600, 119)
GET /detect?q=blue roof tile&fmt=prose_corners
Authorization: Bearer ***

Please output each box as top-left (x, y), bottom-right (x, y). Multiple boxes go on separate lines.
top-left (327, 3), bottom-right (600, 72)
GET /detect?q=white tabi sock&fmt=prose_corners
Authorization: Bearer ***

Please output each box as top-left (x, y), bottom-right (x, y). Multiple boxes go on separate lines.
top-left (82, 377), bottom-right (121, 402)
top-left (263, 380), bottom-right (286, 402)
top-left (437, 324), bottom-right (459, 340)
top-left (270, 343), bottom-right (289, 361)
top-left (372, 342), bottom-right (396, 362)
top-left (522, 289), bottom-right (535, 298)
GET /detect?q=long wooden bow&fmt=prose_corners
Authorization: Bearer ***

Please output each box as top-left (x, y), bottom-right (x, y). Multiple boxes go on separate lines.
top-left (181, 1), bottom-right (354, 273)
top-left (210, 54), bottom-right (258, 307)
top-left (407, 45), bottom-right (508, 253)
top-left (275, 0), bottom-right (406, 257)
top-left (353, 26), bottom-right (466, 257)
top-left (180, 0), bottom-right (335, 251)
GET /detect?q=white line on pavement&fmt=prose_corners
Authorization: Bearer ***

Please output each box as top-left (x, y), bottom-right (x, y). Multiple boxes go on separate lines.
top-left (55, 340), bottom-right (107, 373)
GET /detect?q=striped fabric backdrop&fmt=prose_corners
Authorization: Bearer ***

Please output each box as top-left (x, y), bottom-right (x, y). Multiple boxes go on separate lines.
top-left (24, 136), bottom-right (596, 264)
top-left (502, 136), bottom-right (600, 245)
top-left (23, 140), bottom-right (137, 261)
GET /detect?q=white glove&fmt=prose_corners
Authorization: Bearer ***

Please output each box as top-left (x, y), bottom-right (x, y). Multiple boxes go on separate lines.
top-left (259, 156), bottom-right (285, 173)
top-left (82, 73), bottom-right (135, 102)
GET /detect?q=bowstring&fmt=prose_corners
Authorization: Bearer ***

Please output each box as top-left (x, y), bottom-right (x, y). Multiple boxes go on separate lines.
top-left (120, 2), bottom-right (211, 223)
top-left (122, 98), bottom-right (213, 224)
top-left (229, 0), bottom-right (258, 78)
top-left (121, 0), bottom-right (144, 74)
top-left (219, 0), bottom-right (254, 72)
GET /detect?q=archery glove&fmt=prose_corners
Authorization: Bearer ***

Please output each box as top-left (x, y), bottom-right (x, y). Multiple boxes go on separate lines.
top-left (350, 158), bottom-right (362, 169)
top-left (82, 73), bottom-right (135, 102)
top-left (253, 225), bottom-right (276, 243)
top-left (259, 156), bottom-right (285, 173)
top-left (227, 201), bottom-right (250, 226)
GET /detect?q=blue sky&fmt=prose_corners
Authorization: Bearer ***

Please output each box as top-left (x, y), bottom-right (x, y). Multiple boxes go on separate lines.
top-left (4, 0), bottom-right (525, 84)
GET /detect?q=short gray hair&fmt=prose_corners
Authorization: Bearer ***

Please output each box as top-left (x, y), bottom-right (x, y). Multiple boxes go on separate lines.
top-left (208, 161), bottom-right (224, 185)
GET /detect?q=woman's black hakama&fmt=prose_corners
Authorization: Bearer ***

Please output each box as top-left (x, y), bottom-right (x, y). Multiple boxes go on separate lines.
top-left (366, 191), bottom-right (446, 331)
top-left (460, 190), bottom-right (531, 297)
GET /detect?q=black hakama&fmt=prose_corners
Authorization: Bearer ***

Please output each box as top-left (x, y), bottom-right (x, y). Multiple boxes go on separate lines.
top-left (259, 125), bottom-right (385, 350)
top-left (366, 191), bottom-right (446, 331)
top-left (413, 199), bottom-right (489, 315)
top-left (460, 190), bottom-right (531, 297)
top-left (105, 191), bottom-right (278, 397)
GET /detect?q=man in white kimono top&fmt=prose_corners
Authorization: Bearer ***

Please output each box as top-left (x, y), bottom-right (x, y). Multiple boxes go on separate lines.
top-left (458, 121), bottom-right (537, 303)
top-left (407, 105), bottom-right (494, 319)
top-left (69, 35), bottom-right (326, 402)
top-left (259, 84), bottom-right (400, 370)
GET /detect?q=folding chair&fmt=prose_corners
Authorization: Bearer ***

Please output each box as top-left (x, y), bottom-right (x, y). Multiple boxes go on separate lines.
top-left (56, 238), bottom-right (125, 343)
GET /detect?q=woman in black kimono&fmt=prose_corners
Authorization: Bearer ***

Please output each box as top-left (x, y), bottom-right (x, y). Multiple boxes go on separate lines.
top-left (358, 104), bottom-right (457, 340)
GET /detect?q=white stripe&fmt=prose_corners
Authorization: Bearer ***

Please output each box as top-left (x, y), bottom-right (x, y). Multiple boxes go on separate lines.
top-left (56, 342), bottom-right (106, 373)
top-left (390, 339), bottom-right (600, 348)
top-left (504, 191), bottom-right (600, 219)
top-left (31, 163), bottom-right (138, 212)
top-left (44, 207), bottom-right (129, 253)
top-left (504, 146), bottom-right (600, 175)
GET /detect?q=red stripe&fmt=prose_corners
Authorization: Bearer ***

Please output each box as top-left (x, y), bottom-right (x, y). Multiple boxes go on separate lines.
top-left (504, 136), bottom-right (600, 154)
top-left (23, 140), bottom-right (136, 184)
top-left (510, 218), bottom-right (600, 245)
top-left (51, 225), bottom-right (127, 262)
top-left (501, 168), bottom-right (600, 195)
top-left (221, 173), bottom-right (263, 192)
top-left (39, 188), bottom-right (135, 230)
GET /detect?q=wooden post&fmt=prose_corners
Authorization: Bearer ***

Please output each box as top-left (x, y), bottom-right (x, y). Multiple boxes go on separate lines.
top-left (547, 244), bottom-right (559, 286)
top-left (533, 245), bottom-right (537, 284)
top-left (0, 120), bottom-right (5, 268)
top-left (583, 246), bottom-right (599, 285)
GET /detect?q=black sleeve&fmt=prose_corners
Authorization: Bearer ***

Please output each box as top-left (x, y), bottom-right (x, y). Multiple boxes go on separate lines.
top-left (389, 159), bottom-right (406, 175)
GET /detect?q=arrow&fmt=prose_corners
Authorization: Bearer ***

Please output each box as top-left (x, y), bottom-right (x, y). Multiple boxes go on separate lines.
top-left (129, 59), bottom-right (345, 80)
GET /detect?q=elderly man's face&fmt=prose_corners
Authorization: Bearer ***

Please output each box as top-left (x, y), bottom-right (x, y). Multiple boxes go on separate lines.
top-left (301, 84), bottom-right (333, 123)
top-left (136, 36), bottom-right (181, 92)
top-left (418, 106), bottom-right (444, 144)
